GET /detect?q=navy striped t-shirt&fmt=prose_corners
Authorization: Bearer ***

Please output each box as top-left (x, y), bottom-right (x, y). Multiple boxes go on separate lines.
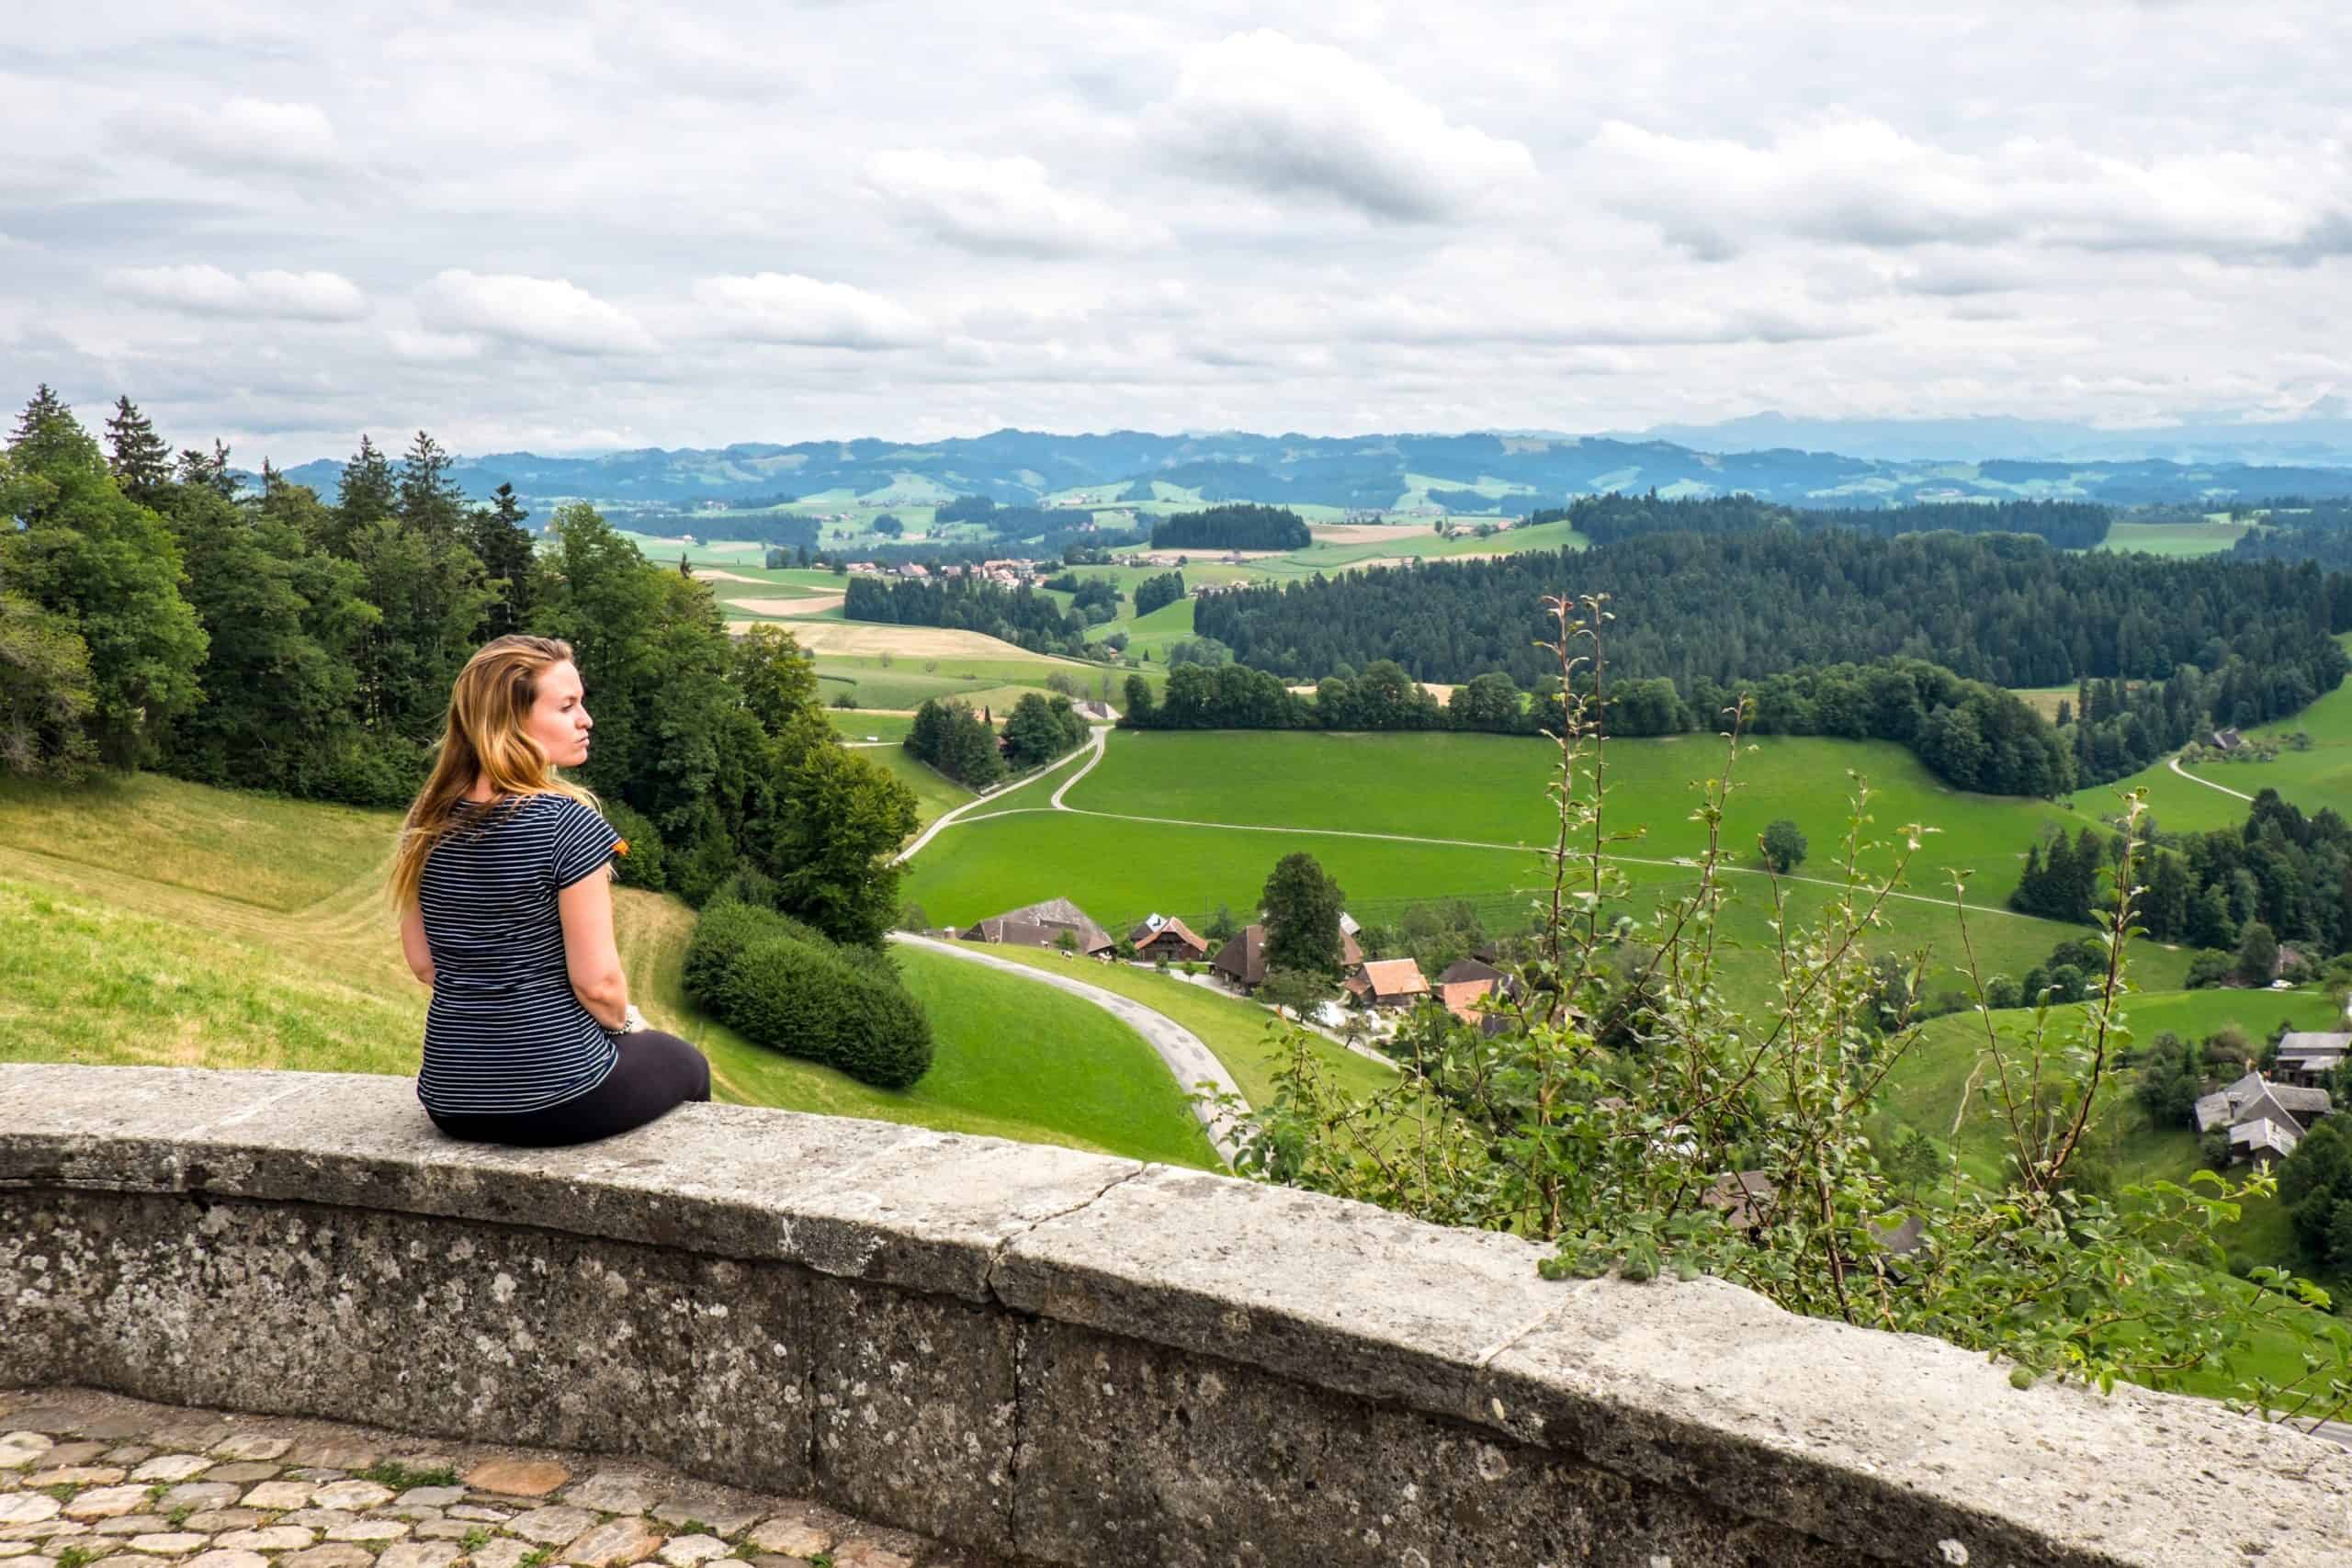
top-left (415, 791), bottom-right (624, 1116)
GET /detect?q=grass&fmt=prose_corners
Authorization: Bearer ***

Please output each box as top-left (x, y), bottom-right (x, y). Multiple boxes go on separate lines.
top-left (829, 710), bottom-right (916, 743)
top-left (2176, 649), bottom-right (2352, 819)
top-left (812, 653), bottom-right (1141, 713)
top-left (866, 747), bottom-right (975, 831)
top-left (0, 769), bottom-right (1217, 1167)
top-left (2098, 519), bottom-right (2252, 558)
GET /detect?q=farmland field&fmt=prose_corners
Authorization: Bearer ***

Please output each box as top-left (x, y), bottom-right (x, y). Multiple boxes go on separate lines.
top-left (2098, 520), bottom-right (2252, 557)
top-left (2177, 645), bottom-right (2352, 818)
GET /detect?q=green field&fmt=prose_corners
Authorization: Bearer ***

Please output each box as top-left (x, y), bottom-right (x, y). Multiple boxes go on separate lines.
top-left (0, 771), bottom-right (1211, 1166)
top-left (906, 728), bottom-right (2191, 1008)
top-left (2098, 520), bottom-right (2252, 558)
top-left (2177, 649), bottom-right (2352, 818)
top-left (868, 746), bottom-right (975, 830)
top-left (830, 710), bottom-right (917, 743)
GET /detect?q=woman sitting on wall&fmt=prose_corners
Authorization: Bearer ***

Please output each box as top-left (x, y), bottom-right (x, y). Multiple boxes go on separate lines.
top-left (389, 635), bottom-right (711, 1146)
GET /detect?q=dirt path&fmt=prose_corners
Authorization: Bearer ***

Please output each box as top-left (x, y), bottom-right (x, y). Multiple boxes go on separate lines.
top-left (2169, 753), bottom-right (2256, 803)
top-left (891, 730), bottom-right (1105, 864)
top-left (889, 931), bottom-right (1247, 1163)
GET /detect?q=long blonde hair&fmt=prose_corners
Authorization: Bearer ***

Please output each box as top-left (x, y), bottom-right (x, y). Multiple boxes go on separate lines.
top-left (388, 634), bottom-right (601, 912)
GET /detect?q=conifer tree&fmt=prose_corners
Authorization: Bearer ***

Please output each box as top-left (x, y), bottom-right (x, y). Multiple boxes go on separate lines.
top-left (103, 396), bottom-right (173, 505)
top-left (396, 431), bottom-right (466, 542)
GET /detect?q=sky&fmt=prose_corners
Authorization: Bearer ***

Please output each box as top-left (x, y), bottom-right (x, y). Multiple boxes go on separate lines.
top-left (3, 1), bottom-right (2349, 464)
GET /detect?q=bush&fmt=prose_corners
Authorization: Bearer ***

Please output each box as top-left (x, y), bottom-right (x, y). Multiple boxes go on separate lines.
top-left (1760, 818), bottom-right (1808, 873)
top-left (684, 896), bottom-right (933, 1089)
top-left (2184, 951), bottom-right (2236, 989)
top-left (601, 801), bottom-right (667, 892)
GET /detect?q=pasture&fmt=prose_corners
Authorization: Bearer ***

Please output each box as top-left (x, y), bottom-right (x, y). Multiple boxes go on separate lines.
top-left (2098, 520), bottom-right (2252, 558)
top-left (0, 771), bottom-right (1213, 1166)
top-left (2177, 649), bottom-right (2352, 819)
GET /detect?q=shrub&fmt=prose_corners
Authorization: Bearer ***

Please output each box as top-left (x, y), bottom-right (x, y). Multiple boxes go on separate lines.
top-left (2184, 951), bottom-right (2236, 989)
top-left (601, 801), bottom-right (666, 892)
top-left (683, 897), bottom-right (933, 1089)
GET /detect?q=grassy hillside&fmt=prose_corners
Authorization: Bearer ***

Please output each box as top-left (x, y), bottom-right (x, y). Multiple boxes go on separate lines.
top-left (907, 728), bottom-right (2189, 1007)
top-left (0, 771), bottom-right (1211, 1166)
top-left (2177, 649), bottom-right (2352, 818)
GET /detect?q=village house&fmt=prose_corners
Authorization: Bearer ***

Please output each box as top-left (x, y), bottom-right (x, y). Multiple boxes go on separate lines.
top-left (2194, 1070), bottom-right (2335, 1168)
top-left (2276, 1030), bottom-right (2352, 1088)
top-left (1209, 922), bottom-right (1364, 993)
top-left (1345, 958), bottom-right (1430, 1010)
top-left (1129, 914), bottom-right (1209, 964)
top-left (2211, 727), bottom-right (2244, 752)
top-left (896, 562), bottom-right (930, 579)
top-left (956, 897), bottom-right (1116, 959)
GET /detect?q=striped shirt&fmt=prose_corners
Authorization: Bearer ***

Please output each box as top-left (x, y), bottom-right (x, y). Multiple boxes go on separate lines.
top-left (415, 791), bottom-right (623, 1116)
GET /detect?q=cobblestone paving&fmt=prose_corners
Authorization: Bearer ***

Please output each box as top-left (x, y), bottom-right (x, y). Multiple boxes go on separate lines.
top-left (0, 1391), bottom-right (978, 1568)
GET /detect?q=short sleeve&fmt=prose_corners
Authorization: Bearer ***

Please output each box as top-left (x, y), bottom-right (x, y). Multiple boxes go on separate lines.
top-left (548, 796), bottom-right (623, 890)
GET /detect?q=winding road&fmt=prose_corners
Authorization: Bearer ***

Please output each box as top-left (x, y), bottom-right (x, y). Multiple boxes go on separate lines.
top-left (888, 930), bottom-right (1247, 1165)
top-left (2168, 753), bottom-right (2255, 803)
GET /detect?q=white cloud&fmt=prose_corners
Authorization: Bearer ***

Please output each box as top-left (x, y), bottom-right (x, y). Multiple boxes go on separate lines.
top-left (863, 150), bottom-right (1159, 256)
top-left (1589, 118), bottom-right (2352, 263)
top-left (1148, 30), bottom-right (1537, 221)
top-left (417, 271), bottom-right (658, 355)
top-left (119, 96), bottom-right (341, 175)
top-left (690, 273), bottom-right (928, 349)
top-left (104, 264), bottom-right (368, 321)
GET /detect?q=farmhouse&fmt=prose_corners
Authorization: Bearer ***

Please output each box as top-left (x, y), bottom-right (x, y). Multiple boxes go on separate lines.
top-left (1209, 922), bottom-right (1365, 992)
top-left (2277, 1030), bottom-right (2352, 1087)
top-left (1129, 914), bottom-right (1209, 964)
top-left (1345, 958), bottom-right (1430, 1010)
top-left (2211, 727), bottom-right (2244, 752)
top-left (958, 897), bottom-right (1116, 958)
top-left (2193, 1070), bottom-right (2334, 1168)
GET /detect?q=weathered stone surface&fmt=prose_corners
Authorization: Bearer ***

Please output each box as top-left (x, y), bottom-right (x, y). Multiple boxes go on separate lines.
top-left (28, 1467), bottom-right (127, 1486)
top-left (322, 1520), bottom-right (406, 1543)
top-left (0, 1521), bottom-right (83, 1543)
top-left (375, 1541), bottom-right (459, 1568)
top-left (206, 1439), bottom-right (288, 1464)
top-left (182, 1552), bottom-right (267, 1568)
top-left (744, 1518), bottom-right (832, 1557)
top-left (831, 1543), bottom-right (913, 1568)
top-left (392, 1487), bottom-right (464, 1508)
top-left (40, 1444), bottom-right (110, 1466)
top-left (412, 1520), bottom-right (473, 1540)
top-left (196, 1466), bottom-right (276, 1485)
top-left (98, 1449), bottom-right (152, 1465)
top-left (237, 1482), bottom-right (310, 1511)
top-left (284, 1442), bottom-right (374, 1471)
top-left (91, 1517), bottom-right (168, 1536)
top-left (123, 1534), bottom-right (206, 1555)
top-left (215, 1528), bottom-right (313, 1551)
top-left (275, 1511), bottom-right (350, 1529)
top-left (62, 1488), bottom-right (152, 1520)
top-left (505, 1506), bottom-right (598, 1546)
top-left (0, 1503), bottom-right (56, 1529)
top-left (653, 1533), bottom-right (729, 1565)
top-left (464, 1462), bottom-right (569, 1499)
top-left (0, 1438), bottom-right (52, 1470)
top-left (279, 1548), bottom-right (372, 1568)
top-left (175, 1512), bottom-right (258, 1534)
top-left (86, 1554), bottom-right (168, 1568)
top-left (305, 1482), bottom-right (391, 1512)
top-left (128, 1458), bottom-right (209, 1484)
top-left (648, 1503), bottom-right (761, 1539)
top-left (558, 1517), bottom-right (662, 1567)
top-left (466, 1541), bottom-right (534, 1568)
top-left (0, 1543), bottom-right (34, 1559)
top-left (560, 1473), bottom-right (659, 1515)
top-left (444, 1506), bottom-right (511, 1523)
top-left (154, 1487), bottom-right (237, 1513)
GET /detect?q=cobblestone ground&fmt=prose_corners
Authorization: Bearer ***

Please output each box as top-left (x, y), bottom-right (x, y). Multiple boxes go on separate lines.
top-left (0, 1390), bottom-right (978, 1568)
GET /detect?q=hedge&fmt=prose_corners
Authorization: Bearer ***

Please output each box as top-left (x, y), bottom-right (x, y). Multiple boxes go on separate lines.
top-left (684, 895), bottom-right (933, 1089)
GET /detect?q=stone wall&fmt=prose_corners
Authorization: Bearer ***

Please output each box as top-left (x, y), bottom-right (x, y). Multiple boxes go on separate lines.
top-left (5, 1065), bottom-right (2350, 1567)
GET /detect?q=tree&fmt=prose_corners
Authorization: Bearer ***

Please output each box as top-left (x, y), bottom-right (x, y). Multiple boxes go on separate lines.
top-left (1261, 852), bottom-right (1347, 977)
top-left (469, 483), bottom-right (538, 638)
top-left (1134, 571), bottom-right (1186, 617)
top-left (1003, 691), bottom-right (1085, 769)
top-left (760, 743), bottom-right (918, 947)
top-left (733, 626), bottom-right (820, 737)
top-left (2238, 920), bottom-right (2280, 986)
top-left (0, 576), bottom-right (96, 781)
top-left (871, 513), bottom-right (904, 538)
top-left (102, 396), bottom-right (172, 506)
top-left (1259, 966), bottom-right (1329, 1021)
top-left (396, 431), bottom-right (468, 543)
top-left (4, 389), bottom-right (207, 766)
top-left (175, 440), bottom-right (238, 499)
top-left (1760, 818), bottom-right (1808, 874)
top-left (1205, 902), bottom-right (1239, 944)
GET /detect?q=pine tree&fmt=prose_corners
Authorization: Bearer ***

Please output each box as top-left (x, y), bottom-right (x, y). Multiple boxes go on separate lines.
top-left (103, 396), bottom-right (173, 505)
top-left (396, 431), bottom-right (467, 542)
top-left (469, 482), bottom-right (537, 638)
top-left (175, 440), bottom-right (237, 499)
top-left (329, 435), bottom-right (397, 556)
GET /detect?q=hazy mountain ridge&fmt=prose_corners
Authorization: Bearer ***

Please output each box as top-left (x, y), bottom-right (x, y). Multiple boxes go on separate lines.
top-left (270, 426), bottom-right (2352, 513)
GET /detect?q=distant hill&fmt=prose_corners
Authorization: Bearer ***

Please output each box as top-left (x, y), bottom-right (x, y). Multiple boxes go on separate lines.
top-left (271, 427), bottom-right (2352, 513)
top-left (1633, 411), bottom-right (2352, 468)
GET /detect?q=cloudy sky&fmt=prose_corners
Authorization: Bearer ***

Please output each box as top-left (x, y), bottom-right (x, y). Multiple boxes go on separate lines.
top-left (4, 2), bottom-right (2348, 463)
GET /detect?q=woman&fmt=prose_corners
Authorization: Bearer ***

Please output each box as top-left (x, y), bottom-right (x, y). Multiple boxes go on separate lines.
top-left (389, 634), bottom-right (711, 1145)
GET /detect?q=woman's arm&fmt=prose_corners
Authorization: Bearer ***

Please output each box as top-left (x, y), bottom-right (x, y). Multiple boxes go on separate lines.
top-left (558, 868), bottom-right (631, 1031)
top-left (399, 901), bottom-right (435, 986)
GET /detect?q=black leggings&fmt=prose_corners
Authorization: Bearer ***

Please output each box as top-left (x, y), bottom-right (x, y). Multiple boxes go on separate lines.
top-left (428, 1030), bottom-right (712, 1147)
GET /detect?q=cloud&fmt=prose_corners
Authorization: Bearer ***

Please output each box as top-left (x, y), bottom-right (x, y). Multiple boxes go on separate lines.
top-left (1149, 30), bottom-right (1537, 221)
top-left (417, 271), bottom-right (658, 355)
top-left (104, 264), bottom-right (368, 321)
top-left (863, 150), bottom-right (1159, 256)
top-left (117, 96), bottom-right (341, 175)
top-left (1589, 118), bottom-right (2352, 263)
top-left (690, 273), bottom-right (928, 349)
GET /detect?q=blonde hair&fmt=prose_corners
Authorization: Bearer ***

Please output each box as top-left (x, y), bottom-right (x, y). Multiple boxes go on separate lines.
top-left (387, 634), bottom-right (601, 912)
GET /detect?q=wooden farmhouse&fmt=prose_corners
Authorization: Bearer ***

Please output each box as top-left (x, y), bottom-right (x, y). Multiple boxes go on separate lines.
top-left (1209, 922), bottom-right (1364, 993)
top-left (1345, 958), bottom-right (1431, 1011)
top-left (957, 897), bottom-right (1116, 958)
top-left (1129, 914), bottom-right (1210, 964)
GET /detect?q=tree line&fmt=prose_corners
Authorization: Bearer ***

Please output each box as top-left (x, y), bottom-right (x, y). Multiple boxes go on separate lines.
top-left (0, 385), bottom-right (917, 949)
top-left (1148, 503), bottom-right (1311, 552)
top-left (1531, 492), bottom-right (2115, 551)
top-left (843, 573), bottom-right (1098, 656)
top-left (904, 691), bottom-right (1090, 790)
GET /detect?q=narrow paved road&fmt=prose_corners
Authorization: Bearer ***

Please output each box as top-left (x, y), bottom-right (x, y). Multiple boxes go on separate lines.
top-left (889, 930), bottom-right (1248, 1166)
top-left (890, 728), bottom-right (1105, 864)
top-left (2168, 752), bottom-right (2255, 802)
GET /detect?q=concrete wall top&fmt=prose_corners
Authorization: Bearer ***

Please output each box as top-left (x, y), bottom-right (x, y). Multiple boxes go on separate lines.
top-left (6, 1063), bottom-right (2350, 1566)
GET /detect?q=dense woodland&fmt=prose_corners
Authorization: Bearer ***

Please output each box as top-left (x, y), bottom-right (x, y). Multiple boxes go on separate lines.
top-left (1532, 492), bottom-right (2114, 550)
top-left (1148, 503), bottom-right (1312, 551)
top-left (842, 573), bottom-right (1101, 655)
top-left (1193, 531), bottom-right (2347, 793)
top-left (0, 386), bottom-right (916, 948)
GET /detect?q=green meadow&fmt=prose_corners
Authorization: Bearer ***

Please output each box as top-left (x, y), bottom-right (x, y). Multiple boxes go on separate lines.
top-left (2098, 519), bottom-right (2253, 558)
top-left (2176, 647), bottom-right (2352, 818)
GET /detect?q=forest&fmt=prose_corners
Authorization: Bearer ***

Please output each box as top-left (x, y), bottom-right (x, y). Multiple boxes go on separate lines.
top-left (842, 573), bottom-right (1100, 655)
top-left (0, 386), bottom-right (917, 948)
top-left (1531, 492), bottom-right (2114, 549)
top-left (1192, 530), bottom-right (2347, 789)
top-left (1148, 503), bottom-right (1312, 551)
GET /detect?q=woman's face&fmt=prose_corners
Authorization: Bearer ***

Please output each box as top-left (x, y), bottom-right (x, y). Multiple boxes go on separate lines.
top-left (526, 660), bottom-right (594, 768)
